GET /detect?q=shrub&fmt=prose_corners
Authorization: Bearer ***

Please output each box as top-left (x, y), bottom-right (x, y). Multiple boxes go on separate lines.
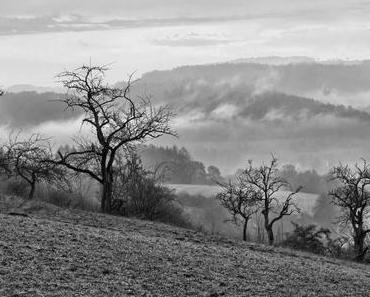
top-left (41, 187), bottom-right (72, 208)
top-left (326, 236), bottom-right (352, 259)
top-left (35, 180), bottom-right (100, 212)
top-left (153, 201), bottom-right (193, 228)
top-left (2, 178), bottom-right (29, 198)
top-left (112, 151), bottom-right (192, 228)
top-left (282, 222), bottom-right (331, 255)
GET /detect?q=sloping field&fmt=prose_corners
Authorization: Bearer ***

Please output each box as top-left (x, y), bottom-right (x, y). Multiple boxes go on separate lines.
top-left (0, 195), bottom-right (370, 296)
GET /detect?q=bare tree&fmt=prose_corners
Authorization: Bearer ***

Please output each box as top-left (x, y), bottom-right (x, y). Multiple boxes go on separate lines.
top-left (0, 133), bottom-right (62, 199)
top-left (53, 65), bottom-right (176, 212)
top-left (243, 156), bottom-right (301, 245)
top-left (0, 90), bottom-right (7, 175)
top-left (329, 161), bottom-right (370, 261)
top-left (216, 176), bottom-right (260, 241)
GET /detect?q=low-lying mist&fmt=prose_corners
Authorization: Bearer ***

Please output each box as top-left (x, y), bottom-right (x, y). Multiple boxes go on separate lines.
top-left (2, 61), bottom-right (370, 175)
top-left (174, 188), bottom-right (340, 243)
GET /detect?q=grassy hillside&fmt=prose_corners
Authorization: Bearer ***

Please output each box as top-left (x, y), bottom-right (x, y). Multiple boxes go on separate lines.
top-left (1, 195), bottom-right (370, 296)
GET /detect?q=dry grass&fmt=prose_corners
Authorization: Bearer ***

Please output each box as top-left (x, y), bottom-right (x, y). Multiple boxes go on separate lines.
top-left (1, 195), bottom-right (370, 297)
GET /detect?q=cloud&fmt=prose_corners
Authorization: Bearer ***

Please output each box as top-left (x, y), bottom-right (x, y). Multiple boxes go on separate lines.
top-left (0, 15), bottom-right (109, 35)
top-left (210, 104), bottom-right (238, 120)
top-left (2, 0), bottom-right (369, 20)
top-left (152, 32), bottom-right (234, 47)
top-left (3, 1), bottom-right (370, 87)
top-left (1, 0), bottom-right (370, 35)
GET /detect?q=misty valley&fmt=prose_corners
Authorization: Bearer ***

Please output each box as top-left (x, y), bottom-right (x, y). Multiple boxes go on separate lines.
top-left (2, 1), bottom-right (370, 295)
top-left (1, 60), bottom-right (370, 293)
top-left (1, 60), bottom-right (369, 257)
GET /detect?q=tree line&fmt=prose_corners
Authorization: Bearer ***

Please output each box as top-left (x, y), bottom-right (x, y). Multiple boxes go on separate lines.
top-left (140, 145), bottom-right (224, 185)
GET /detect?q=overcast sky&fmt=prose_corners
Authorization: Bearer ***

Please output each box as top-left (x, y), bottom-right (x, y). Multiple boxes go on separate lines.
top-left (1, 0), bottom-right (370, 86)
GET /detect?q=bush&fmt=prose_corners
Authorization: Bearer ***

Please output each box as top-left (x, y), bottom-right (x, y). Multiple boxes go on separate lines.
top-left (1, 178), bottom-right (29, 198)
top-left (153, 201), bottom-right (193, 228)
top-left (41, 187), bottom-right (72, 208)
top-left (326, 236), bottom-right (352, 259)
top-left (282, 222), bottom-right (331, 255)
top-left (112, 151), bottom-right (192, 228)
top-left (34, 179), bottom-right (100, 212)
top-left (40, 187), bottom-right (99, 212)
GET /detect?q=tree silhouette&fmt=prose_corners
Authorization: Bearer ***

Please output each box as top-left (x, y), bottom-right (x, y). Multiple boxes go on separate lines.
top-left (329, 160), bottom-right (370, 262)
top-left (216, 176), bottom-right (260, 241)
top-left (1, 133), bottom-right (63, 199)
top-left (243, 156), bottom-right (301, 245)
top-left (53, 65), bottom-right (176, 212)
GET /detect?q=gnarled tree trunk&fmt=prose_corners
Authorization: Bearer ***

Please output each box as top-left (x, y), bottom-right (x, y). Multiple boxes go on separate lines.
top-left (354, 227), bottom-right (368, 262)
top-left (242, 218), bottom-right (249, 241)
top-left (266, 226), bottom-right (274, 245)
top-left (263, 209), bottom-right (275, 245)
top-left (28, 181), bottom-right (36, 200)
top-left (101, 171), bottom-right (114, 213)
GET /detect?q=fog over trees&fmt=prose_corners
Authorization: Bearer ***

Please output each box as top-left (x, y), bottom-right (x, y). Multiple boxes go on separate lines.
top-left (4, 2), bottom-right (370, 296)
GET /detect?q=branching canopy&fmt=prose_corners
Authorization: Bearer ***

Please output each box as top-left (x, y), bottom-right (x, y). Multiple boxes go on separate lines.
top-left (52, 64), bottom-right (176, 211)
top-left (0, 133), bottom-right (65, 198)
top-left (243, 156), bottom-right (301, 226)
top-left (329, 161), bottom-right (370, 232)
top-left (55, 65), bottom-right (176, 184)
top-left (216, 176), bottom-right (260, 225)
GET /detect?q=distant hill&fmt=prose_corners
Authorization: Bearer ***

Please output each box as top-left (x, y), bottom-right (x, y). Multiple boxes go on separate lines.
top-left (125, 60), bottom-right (370, 173)
top-left (3, 59), bottom-right (370, 174)
top-left (230, 56), bottom-right (316, 65)
top-left (231, 56), bottom-right (365, 66)
top-left (140, 60), bottom-right (370, 107)
top-left (5, 59), bottom-right (370, 128)
top-left (0, 91), bottom-right (80, 127)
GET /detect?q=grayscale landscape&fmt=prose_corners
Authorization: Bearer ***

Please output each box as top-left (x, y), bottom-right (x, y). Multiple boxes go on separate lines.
top-left (1, 1), bottom-right (370, 296)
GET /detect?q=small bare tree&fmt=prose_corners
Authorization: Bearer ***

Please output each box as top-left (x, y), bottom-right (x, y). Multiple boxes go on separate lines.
top-left (53, 65), bottom-right (176, 212)
top-left (243, 156), bottom-right (301, 245)
top-left (329, 161), bottom-right (370, 262)
top-left (216, 176), bottom-right (260, 241)
top-left (1, 133), bottom-right (62, 199)
top-left (0, 91), bottom-right (6, 174)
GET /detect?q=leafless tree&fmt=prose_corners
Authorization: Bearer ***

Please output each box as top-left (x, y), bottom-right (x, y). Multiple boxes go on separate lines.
top-left (329, 161), bottom-right (370, 261)
top-left (0, 90), bottom-right (7, 175)
top-left (53, 65), bottom-right (176, 212)
top-left (0, 133), bottom-right (63, 199)
top-left (243, 156), bottom-right (301, 245)
top-left (216, 176), bottom-right (260, 241)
